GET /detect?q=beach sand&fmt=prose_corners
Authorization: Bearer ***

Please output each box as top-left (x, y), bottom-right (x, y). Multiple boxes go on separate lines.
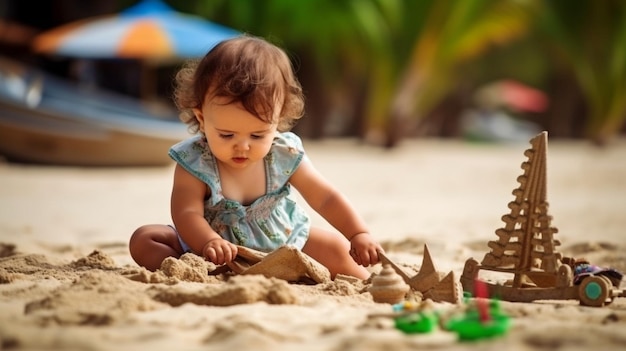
top-left (1, 136), bottom-right (625, 350)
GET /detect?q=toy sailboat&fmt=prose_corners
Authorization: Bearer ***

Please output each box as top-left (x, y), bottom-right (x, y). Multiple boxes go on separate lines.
top-left (460, 132), bottom-right (624, 307)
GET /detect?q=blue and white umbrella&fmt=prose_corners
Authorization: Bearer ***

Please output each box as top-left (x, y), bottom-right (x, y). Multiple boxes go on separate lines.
top-left (33, 0), bottom-right (239, 59)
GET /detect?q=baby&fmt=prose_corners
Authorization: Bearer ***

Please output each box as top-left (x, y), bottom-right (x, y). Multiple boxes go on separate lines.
top-left (129, 35), bottom-right (382, 279)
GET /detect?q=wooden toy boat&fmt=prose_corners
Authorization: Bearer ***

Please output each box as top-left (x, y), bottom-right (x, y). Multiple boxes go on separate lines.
top-left (460, 132), bottom-right (625, 307)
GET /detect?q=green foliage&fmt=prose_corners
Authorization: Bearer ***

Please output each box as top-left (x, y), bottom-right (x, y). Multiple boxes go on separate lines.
top-left (173, 0), bottom-right (626, 144)
top-left (377, 0), bottom-right (537, 143)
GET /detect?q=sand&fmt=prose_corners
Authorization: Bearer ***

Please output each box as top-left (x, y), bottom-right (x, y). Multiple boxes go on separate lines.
top-left (1, 136), bottom-right (626, 350)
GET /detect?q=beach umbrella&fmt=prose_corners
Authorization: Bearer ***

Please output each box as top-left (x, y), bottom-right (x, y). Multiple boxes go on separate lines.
top-left (32, 0), bottom-right (239, 60)
top-left (32, 0), bottom-right (239, 99)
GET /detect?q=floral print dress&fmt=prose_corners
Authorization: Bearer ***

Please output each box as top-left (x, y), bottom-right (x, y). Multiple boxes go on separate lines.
top-left (168, 132), bottom-right (311, 253)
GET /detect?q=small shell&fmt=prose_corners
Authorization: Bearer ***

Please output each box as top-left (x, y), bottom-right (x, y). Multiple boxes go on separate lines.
top-left (369, 263), bottom-right (410, 304)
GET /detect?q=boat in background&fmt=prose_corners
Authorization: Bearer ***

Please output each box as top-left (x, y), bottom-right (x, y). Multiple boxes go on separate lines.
top-left (0, 57), bottom-right (189, 166)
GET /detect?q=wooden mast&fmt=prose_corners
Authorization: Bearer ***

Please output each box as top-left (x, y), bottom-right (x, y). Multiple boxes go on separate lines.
top-left (480, 132), bottom-right (561, 288)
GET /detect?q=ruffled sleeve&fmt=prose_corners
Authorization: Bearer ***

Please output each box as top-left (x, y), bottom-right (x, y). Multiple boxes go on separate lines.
top-left (266, 132), bottom-right (306, 193)
top-left (168, 135), bottom-right (221, 204)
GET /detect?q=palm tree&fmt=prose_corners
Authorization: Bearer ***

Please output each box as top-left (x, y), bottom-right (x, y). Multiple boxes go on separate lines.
top-left (182, 0), bottom-right (626, 146)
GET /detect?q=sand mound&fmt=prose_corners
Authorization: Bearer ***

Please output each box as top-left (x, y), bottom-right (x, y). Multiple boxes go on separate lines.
top-left (2, 137), bottom-right (626, 350)
top-left (152, 275), bottom-right (300, 307)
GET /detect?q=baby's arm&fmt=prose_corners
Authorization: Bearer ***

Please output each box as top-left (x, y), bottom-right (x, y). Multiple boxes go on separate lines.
top-left (171, 164), bottom-right (238, 264)
top-left (289, 160), bottom-right (382, 266)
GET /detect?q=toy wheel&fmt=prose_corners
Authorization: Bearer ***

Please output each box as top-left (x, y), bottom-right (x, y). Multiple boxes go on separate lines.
top-left (578, 275), bottom-right (610, 307)
top-left (461, 259), bottom-right (479, 293)
top-left (556, 264), bottom-right (572, 288)
top-left (599, 275), bottom-right (617, 305)
top-left (462, 259), bottom-right (479, 277)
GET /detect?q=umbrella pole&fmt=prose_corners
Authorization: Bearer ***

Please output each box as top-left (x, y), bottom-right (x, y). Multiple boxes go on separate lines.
top-left (139, 60), bottom-right (156, 102)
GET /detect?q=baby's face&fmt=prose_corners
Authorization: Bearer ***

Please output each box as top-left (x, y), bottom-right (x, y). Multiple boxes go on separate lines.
top-left (194, 97), bottom-right (277, 170)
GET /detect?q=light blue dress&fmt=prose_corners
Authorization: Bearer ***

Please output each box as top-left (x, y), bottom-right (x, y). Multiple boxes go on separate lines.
top-left (168, 132), bottom-right (311, 253)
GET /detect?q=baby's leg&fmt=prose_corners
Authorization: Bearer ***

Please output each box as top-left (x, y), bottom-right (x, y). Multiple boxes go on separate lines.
top-left (129, 224), bottom-right (183, 271)
top-left (302, 227), bottom-right (370, 280)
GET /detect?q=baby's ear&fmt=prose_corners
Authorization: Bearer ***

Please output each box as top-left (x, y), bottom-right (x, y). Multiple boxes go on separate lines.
top-left (192, 108), bottom-right (204, 126)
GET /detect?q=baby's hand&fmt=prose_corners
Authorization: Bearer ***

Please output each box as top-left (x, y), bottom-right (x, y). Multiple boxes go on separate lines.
top-left (202, 238), bottom-right (238, 265)
top-left (349, 233), bottom-right (383, 267)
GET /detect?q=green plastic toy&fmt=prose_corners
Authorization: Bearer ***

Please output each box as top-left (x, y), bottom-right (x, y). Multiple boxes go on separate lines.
top-left (390, 301), bottom-right (439, 334)
top-left (446, 298), bottom-right (510, 341)
top-left (394, 311), bottom-right (438, 334)
top-left (446, 283), bottom-right (511, 341)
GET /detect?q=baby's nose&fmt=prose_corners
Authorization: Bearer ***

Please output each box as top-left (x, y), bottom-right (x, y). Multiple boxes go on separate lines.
top-left (235, 139), bottom-right (250, 150)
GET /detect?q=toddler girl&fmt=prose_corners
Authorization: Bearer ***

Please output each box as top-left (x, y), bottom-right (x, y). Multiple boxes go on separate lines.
top-left (129, 35), bottom-right (382, 279)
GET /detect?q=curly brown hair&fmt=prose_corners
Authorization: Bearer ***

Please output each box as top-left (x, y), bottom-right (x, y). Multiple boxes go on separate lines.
top-left (173, 35), bottom-right (305, 134)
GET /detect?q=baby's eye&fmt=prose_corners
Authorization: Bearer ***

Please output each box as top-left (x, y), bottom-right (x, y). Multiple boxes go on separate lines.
top-left (251, 134), bottom-right (263, 140)
top-left (219, 133), bottom-right (234, 139)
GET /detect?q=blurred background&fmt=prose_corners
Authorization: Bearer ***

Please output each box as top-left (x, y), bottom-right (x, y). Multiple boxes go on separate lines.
top-left (1, 0), bottom-right (625, 166)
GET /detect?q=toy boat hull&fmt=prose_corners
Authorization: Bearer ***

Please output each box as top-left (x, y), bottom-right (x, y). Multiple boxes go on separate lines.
top-left (461, 258), bottom-right (624, 307)
top-left (461, 273), bottom-right (579, 302)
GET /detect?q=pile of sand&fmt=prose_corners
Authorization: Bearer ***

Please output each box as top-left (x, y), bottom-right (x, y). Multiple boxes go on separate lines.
top-left (1, 136), bottom-right (625, 350)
